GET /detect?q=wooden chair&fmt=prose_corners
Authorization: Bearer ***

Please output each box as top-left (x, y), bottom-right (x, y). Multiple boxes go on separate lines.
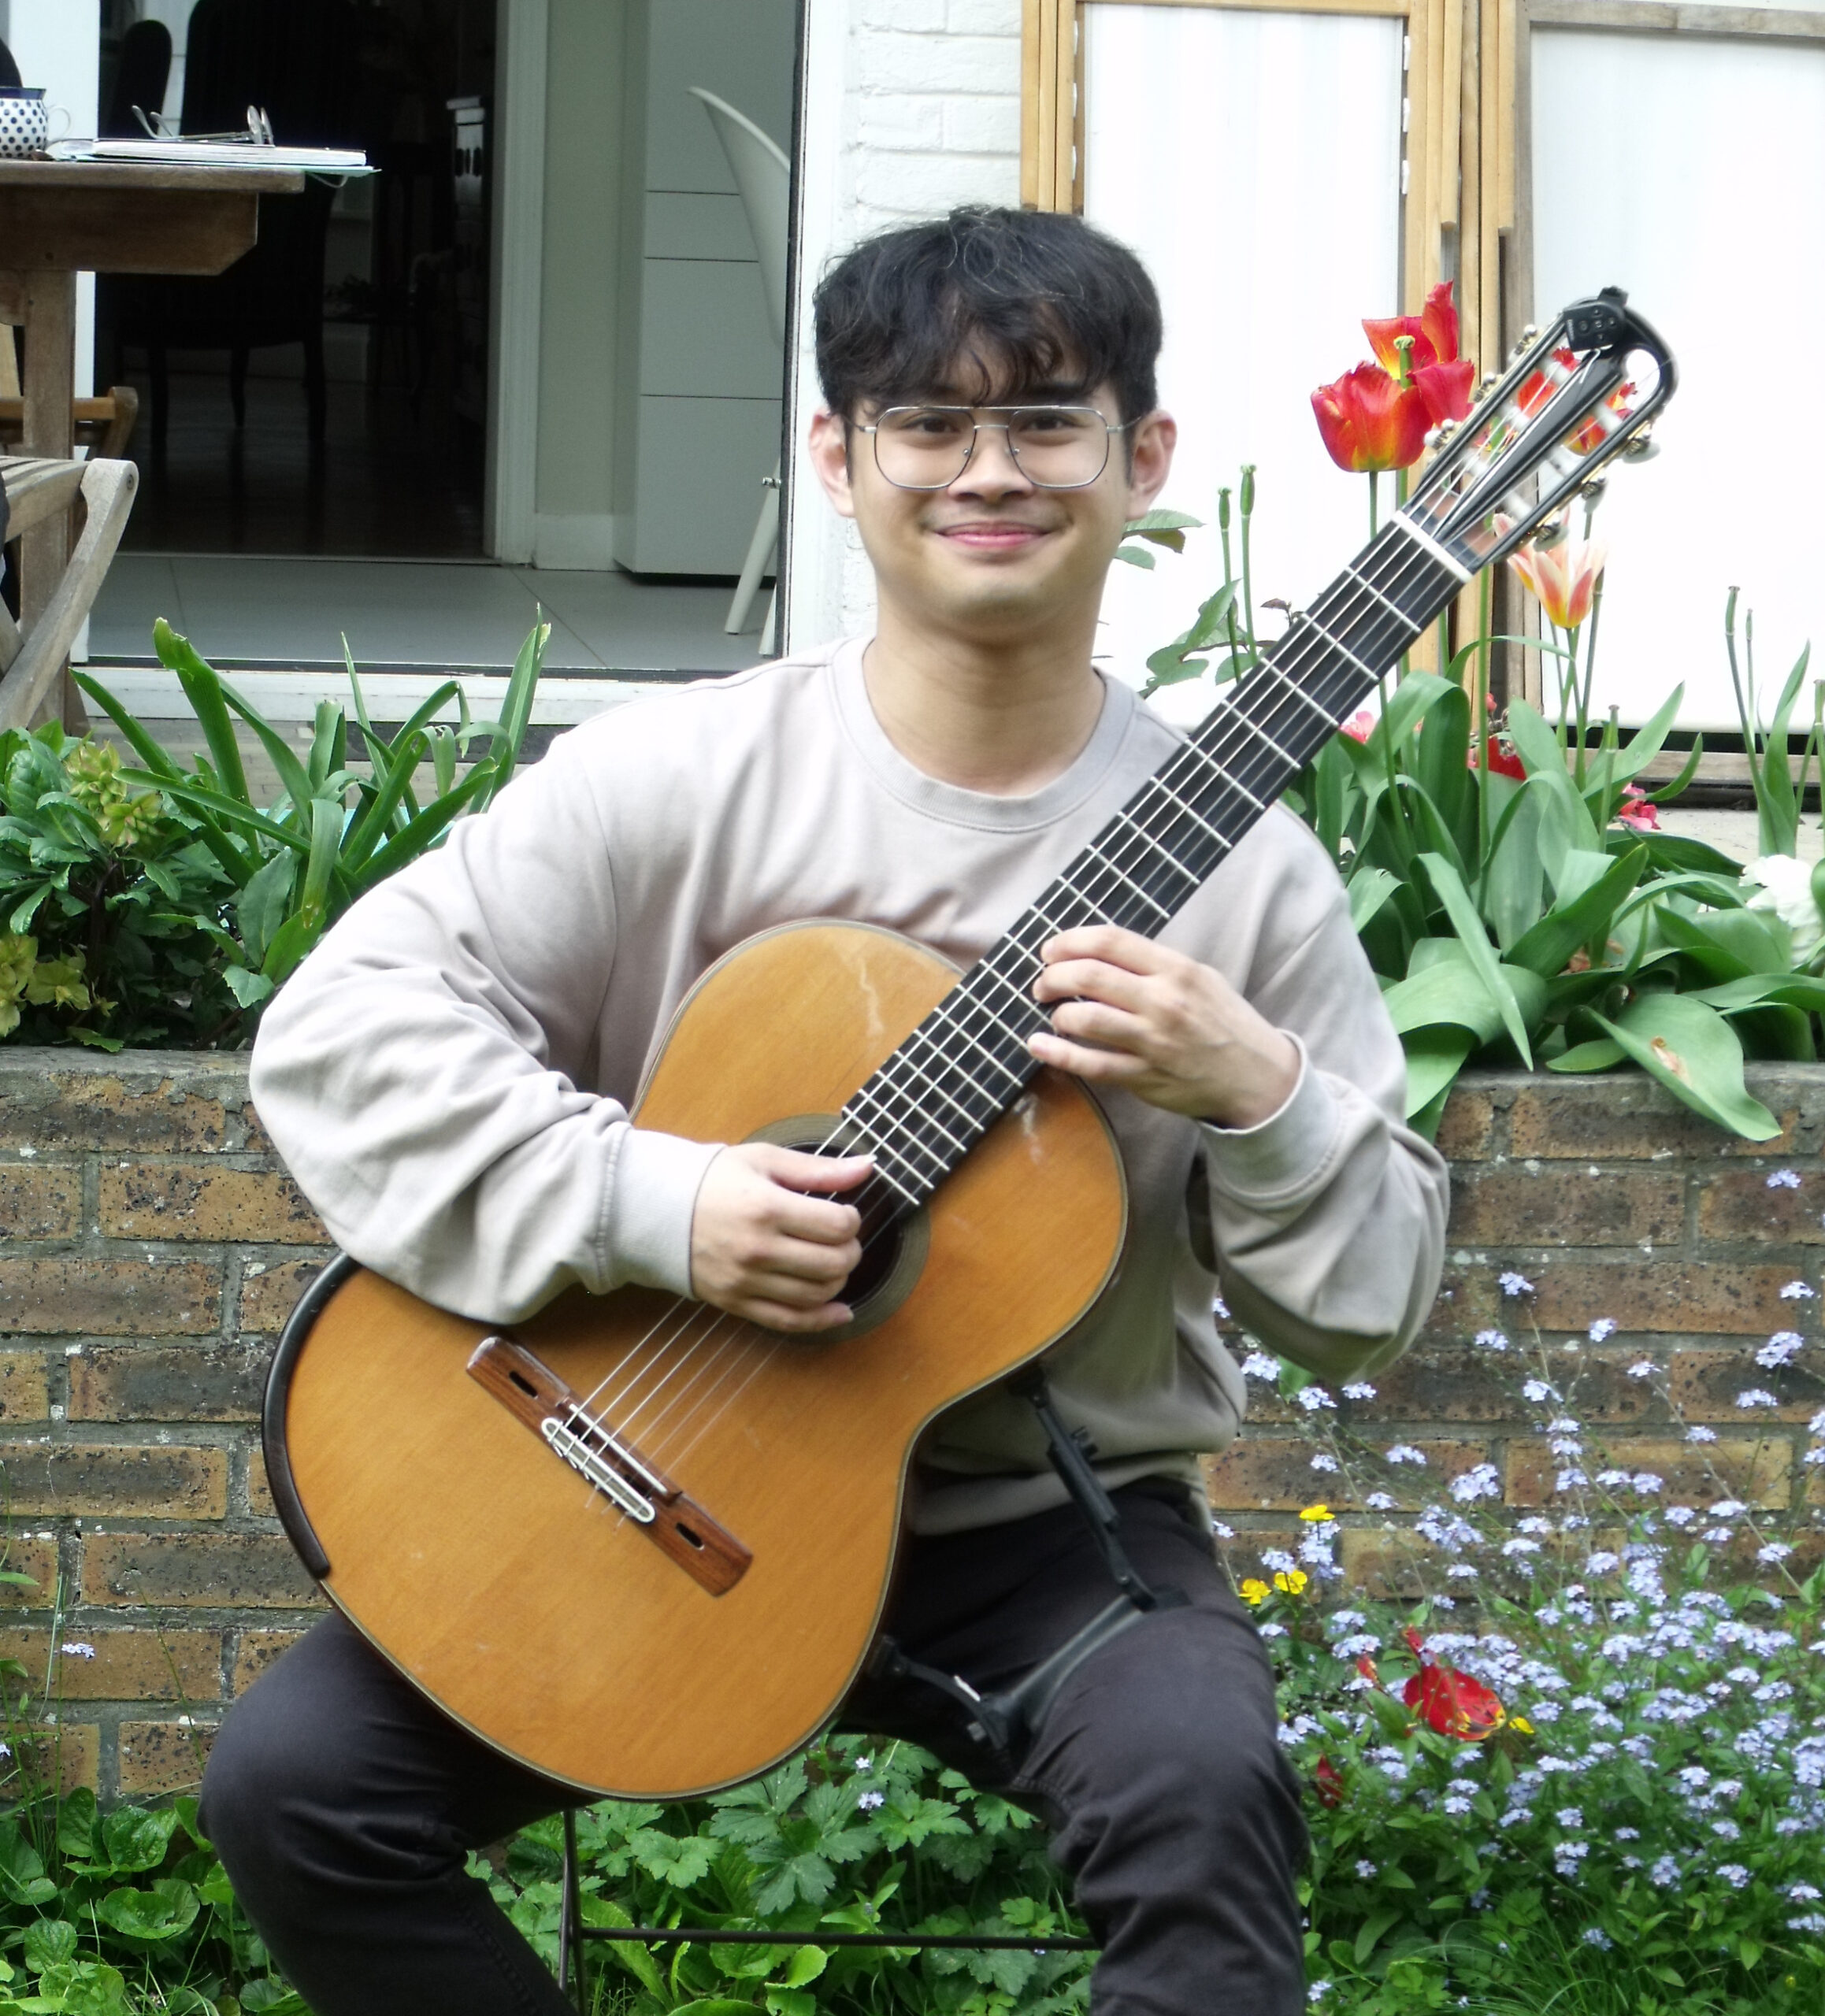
top-left (0, 455), bottom-right (139, 732)
top-left (1, 306), bottom-right (143, 460)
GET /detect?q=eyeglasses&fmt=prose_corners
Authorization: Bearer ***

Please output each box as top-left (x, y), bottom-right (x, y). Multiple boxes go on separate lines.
top-left (857, 405), bottom-right (1131, 491)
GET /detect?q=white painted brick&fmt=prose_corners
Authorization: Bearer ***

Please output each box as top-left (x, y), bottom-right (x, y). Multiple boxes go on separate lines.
top-left (942, 94), bottom-right (1020, 157)
top-left (861, 0), bottom-right (948, 30)
top-left (946, 0), bottom-right (1021, 35)
top-left (856, 96), bottom-right (947, 151)
top-left (856, 30), bottom-right (1021, 96)
top-left (854, 148), bottom-right (1022, 215)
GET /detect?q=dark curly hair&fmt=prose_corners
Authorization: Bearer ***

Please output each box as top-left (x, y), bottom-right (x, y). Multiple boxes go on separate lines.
top-left (813, 206), bottom-right (1163, 428)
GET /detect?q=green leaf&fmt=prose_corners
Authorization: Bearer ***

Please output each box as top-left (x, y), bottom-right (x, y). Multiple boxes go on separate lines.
top-left (57, 1790), bottom-right (97, 1865)
top-left (1480, 780), bottom-right (1545, 950)
top-left (1353, 1908), bottom-right (1403, 1966)
top-left (0, 1570), bottom-right (39, 1589)
top-left (1123, 508), bottom-right (1203, 542)
top-left (20, 1921), bottom-right (76, 1975)
top-left (780, 1944), bottom-right (829, 1987)
top-left (1418, 853), bottom-right (1533, 1065)
top-left (670, 2003), bottom-right (760, 2016)
top-left (1693, 973), bottom-right (1825, 1015)
top-left (233, 850), bottom-right (295, 966)
top-left (98, 1803), bottom-right (177, 1875)
top-left (1401, 1025), bottom-right (1475, 1121)
top-left (93, 1879), bottom-right (198, 1944)
top-left (1593, 995), bottom-right (1781, 1140)
top-left (154, 621), bottom-right (251, 806)
top-left (1112, 543), bottom-right (1155, 569)
top-left (1546, 1037), bottom-right (1627, 1072)
top-left (1348, 867), bottom-right (1400, 934)
top-left (476, 621), bottom-right (548, 811)
top-left (1504, 846), bottom-right (1646, 980)
top-left (222, 966), bottom-right (276, 1009)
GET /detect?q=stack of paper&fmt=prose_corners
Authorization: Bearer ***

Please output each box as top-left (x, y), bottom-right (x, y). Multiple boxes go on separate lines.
top-left (50, 139), bottom-right (371, 172)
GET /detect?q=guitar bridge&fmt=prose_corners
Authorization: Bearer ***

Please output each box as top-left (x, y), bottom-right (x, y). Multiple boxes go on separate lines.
top-left (467, 1335), bottom-right (751, 1596)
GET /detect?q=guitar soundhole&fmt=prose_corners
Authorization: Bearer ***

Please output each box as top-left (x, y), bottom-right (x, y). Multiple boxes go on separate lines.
top-left (793, 1143), bottom-right (908, 1313)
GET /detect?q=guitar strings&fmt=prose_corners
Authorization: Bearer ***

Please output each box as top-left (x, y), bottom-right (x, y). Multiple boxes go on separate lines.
top-left (566, 506), bottom-right (1474, 1473)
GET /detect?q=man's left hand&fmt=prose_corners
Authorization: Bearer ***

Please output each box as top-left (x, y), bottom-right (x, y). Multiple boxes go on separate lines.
top-left (1029, 925), bottom-right (1300, 1128)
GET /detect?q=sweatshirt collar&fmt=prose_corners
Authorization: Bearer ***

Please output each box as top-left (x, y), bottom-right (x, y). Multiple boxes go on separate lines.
top-left (827, 634), bottom-right (1142, 833)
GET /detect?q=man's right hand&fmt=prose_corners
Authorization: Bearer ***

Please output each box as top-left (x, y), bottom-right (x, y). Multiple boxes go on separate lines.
top-left (688, 1143), bottom-right (872, 1332)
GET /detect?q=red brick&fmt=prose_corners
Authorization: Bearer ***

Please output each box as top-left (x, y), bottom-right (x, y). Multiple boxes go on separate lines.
top-left (0, 1070), bottom-right (228, 1154)
top-left (0, 1164), bottom-right (81, 1240)
top-left (1435, 1090), bottom-right (1495, 1161)
top-left (0, 1723), bottom-right (98, 1796)
top-left (1338, 1527), bottom-right (1449, 1599)
top-left (0, 1443), bottom-right (227, 1518)
top-left (0, 1258), bottom-right (219, 1336)
top-left (0, 1628), bottom-right (221, 1700)
top-left (1419, 1266), bottom-right (1501, 1340)
top-left (1530, 1263), bottom-right (1801, 1337)
top-left (232, 1629), bottom-right (309, 1695)
top-left (1353, 1346), bottom-right (1667, 1426)
top-left (68, 1343), bottom-right (269, 1423)
top-left (0, 1536), bottom-right (57, 1608)
top-left (1448, 1167), bottom-right (1683, 1247)
top-left (239, 1257), bottom-right (328, 1336)
top-left (117, 1721), bottom-right (216, 1796)
top-left (1204, 1437), bottom-right (1491, 1512)
top-left (1504, 1435), bottom-right (1791, 1509)
top-left (246, 1450), bottom-right (276, 1520)
top-left (0, 1350), bottom-right (50, 1422)
top-left (240, 1102), bottom-right (276, 1156)
top-left (99, 1162), bottom-right (325, 1245)
top-left (1697, 1171), bottom-right (1825, 1246)
top-left (82, 1532), bottom-right (319, 1610)
top-left (1667, 1349), bottom-right (1825, 1424)
top-left (1509, 1079), bottom-right (1800, 1160)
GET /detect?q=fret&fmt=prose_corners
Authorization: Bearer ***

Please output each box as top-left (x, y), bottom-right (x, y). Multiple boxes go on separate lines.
top-left (1141, 774), bottom-right (1226, 850)
top-left (1293, 611), bottom-right (1378, 684)
top-left (836, 1114), bottom-right (930, 1206)
top-left (1340, 560), bottom-right (1422, 631)
top-left (1389, 510), bottom-right (1472, 583)
top-left (846, 1086), bottom-right (958, 1173)
top-left (877, 1043), bottom-right (994, 1140)
top-left (1107, 810), bottom-right (1201, 890)
top-left (1174, 736), bottom-right (1270, 818)
top-left (1252, 657), bottom-right (1338, 729)
top-left (1216, 711), bottom-right (1301, 773)
top-left (919, 1020), bottom-right (1022, 1102)
top-left (1073, 854), bottom-right (1170, 924)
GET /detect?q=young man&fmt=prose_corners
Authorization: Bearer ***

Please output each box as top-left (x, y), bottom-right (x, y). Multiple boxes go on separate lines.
top-left (203, 206), bottom-right (1447, 2014)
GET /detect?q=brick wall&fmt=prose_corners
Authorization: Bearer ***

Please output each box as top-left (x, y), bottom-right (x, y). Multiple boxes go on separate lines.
top-left (2, 1053), bottom-right (1820, 1801)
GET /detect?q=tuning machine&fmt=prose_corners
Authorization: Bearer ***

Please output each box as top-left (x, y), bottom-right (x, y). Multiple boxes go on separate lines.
top-left (1621, 426), bottom-right (1660, 463)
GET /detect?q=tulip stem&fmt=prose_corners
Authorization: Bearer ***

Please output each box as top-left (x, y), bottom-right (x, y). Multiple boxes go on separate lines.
top-left (1217, 486), bottom-right (1244, 676)
top-left (1367, 470), bottom-right (1379, 541)
top-left (1575, 571), bottom-right (1606, 791)
top-left (1474, 567), bottom-right (1493, 871)
top-left (1239, 465), bottom-right (1259, 668)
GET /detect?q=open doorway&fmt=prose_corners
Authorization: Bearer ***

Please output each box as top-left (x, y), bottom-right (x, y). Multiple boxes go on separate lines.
top-left (87, 0), bottom-right (801, 682)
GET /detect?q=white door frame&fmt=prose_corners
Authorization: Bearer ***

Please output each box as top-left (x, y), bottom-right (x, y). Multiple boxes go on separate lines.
top-left (487, 0), bottom-right (547, 564)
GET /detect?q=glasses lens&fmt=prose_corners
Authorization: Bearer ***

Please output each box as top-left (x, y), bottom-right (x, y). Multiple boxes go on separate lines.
top-left (1007, 408), bottom-right (1110, 487)
top-left (873, 407), bottom-right (975, 489)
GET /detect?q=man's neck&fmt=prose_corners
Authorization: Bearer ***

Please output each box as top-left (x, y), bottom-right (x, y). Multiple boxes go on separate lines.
top-left (861, 601), bottom-right (1107, 798)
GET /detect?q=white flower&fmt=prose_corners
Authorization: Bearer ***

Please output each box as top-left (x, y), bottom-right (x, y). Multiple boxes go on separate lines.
top-left (1790, 1884), bottom-right (1823, 1903)
top-left (1213, 1295), bottom-right (1230, 1320)
top-left (1309, 1452), bottom-right (1339, 1473)
top-left (1757, 1332), bottom-right (1805, 1367)
top-left (1716, 1863), bottom-right (1751, 1889)
top-left (1582, 1928), bottom-right (1612, 1949)
top-left (1241, 1351), bottom-right (1279, 1382)
top-left (1295, 1385), bottom-right (1337, 1413)
top-left (1627, 1358), bottom-right (1657, 1380)
top-left (1587, 1317), bottom-right (1617, 1342)
top-left (1757, 1542), bottom-right (1793, 1564)
top-left (1523, 1379), bottom-right (1554, 1404)
top-left (1780, 1280), bottom-right (1816, 1300)
top-left (1810, 1406), bottom-right (1825, 1436)
top-left (1449, 1463), bottom-right (1501, 1504)
top-left (1735, 1388), bottom-right (1779, 1409)
top-left (1767, 1169), bottom-right (1802, 1189)
top-left (1498, 1271), bottom-right (1535, 1298)
top-left (1742, 853), bottom-right (1825, 960)
top-left (1384, 1444), bottom-right (1426, 1466)
top-left (1364, 1491), bottom-right (1397, 1511)
top-left (857, 1788), bottom-right (885, 1810)
top-left (1341, 1380), bottom-right (1376, 1400)
top-left (1211, 1519), bottom-right (1235, 1539)
top-left (58, 1642), bottom-right (95, 1659)
top-left (1474, 1329), bottom-right (1509, 1351)
top-left (1649, 1855), bottom-right (1679, 1885)
top-left (1686, 1425), bottom-right (1718, 1443)
top-left (1308, 1985), bottom-right (1333, 2007)
top-left (1354, 1860), bottom-right (1377, 1880)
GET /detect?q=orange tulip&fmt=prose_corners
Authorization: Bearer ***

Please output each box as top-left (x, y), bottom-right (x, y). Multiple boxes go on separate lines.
top-left (1363, 280), bottom-right (1476, 425)
top-left (1400, 1629), bottom-right (1505, 1741)
top-left (1311, 362), bottom-right (1432, 472)
top-left (1508, 532), bottom-right (1607, 629)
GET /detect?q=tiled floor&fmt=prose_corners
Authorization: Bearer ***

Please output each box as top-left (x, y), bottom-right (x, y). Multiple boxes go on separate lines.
top-left (89, 553), bottom-right (768, 674)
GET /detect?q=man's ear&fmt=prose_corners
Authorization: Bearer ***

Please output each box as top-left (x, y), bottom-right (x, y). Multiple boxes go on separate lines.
top-left (1124, 410), bottom-right (1178, 518)
top-left (807, 406), bottom-right (858, 521)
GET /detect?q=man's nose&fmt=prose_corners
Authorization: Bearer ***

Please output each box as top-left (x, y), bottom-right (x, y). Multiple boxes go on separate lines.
top-left (948, 424), bottom-right (1033, 497)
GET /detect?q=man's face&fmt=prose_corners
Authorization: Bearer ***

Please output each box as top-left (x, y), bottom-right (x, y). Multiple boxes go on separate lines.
top-left (808, 371), bottom-right (1175, 645)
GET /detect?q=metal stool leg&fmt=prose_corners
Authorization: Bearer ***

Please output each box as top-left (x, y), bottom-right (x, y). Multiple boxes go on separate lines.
top-left (558, 1807), bottom-right (588, 2010)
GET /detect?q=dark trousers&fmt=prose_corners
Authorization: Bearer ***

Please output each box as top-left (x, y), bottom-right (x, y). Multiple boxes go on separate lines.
top-left (201, 1484), bottom-right (1308, 2015)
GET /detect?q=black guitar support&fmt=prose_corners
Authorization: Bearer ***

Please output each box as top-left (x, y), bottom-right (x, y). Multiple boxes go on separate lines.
top-left (868, 1366), bottom-right (1188, 1773)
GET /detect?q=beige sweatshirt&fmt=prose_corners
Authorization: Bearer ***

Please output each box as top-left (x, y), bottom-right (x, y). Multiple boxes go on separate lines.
top-left (250, 638), bottom-right (1448, 1533)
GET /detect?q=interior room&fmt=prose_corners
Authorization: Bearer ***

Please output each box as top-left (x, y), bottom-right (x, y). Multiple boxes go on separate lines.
top-left (78, 0), bottom-right (799, 678)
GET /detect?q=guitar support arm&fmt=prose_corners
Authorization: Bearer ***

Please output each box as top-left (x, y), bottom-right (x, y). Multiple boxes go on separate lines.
top-left (869, 1368), bottom-right (1186, 1772)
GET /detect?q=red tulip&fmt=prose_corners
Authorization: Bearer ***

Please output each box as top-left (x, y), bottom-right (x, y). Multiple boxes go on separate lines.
top-left (1311, 363), bottom-right (1432, 472)
top-left (1365, 281), bottom-right (1462, 374)
top-left (1315, 1755), bottom-right (1346, 1807)
top-left (1400, 1629), bottom-right (1505, 1740)
top-left (1469, 737), bottom-right (1526, 780)
top-left (1614, 784), bottom-right (1660, 832)
top-left (1341, 711), bottom-right (1375, 743)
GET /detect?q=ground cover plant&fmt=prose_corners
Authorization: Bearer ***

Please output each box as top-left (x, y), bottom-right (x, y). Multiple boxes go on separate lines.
top-left (0, 619), bottom-right (545, 1051)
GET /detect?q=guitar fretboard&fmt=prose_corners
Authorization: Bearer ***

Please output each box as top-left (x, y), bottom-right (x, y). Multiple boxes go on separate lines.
top-left (837, 517), bottom-right (1467, 1209)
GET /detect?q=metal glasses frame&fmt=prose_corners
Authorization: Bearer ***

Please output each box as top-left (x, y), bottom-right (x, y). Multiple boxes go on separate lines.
top-left (855, 404), bottom-right (1133, 491)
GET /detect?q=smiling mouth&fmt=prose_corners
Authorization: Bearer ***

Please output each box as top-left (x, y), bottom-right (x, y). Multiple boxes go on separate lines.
top-left (933, 521), bottom-right (1055, 549)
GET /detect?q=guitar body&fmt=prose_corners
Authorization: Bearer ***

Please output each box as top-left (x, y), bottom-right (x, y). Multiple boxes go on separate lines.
top-left (269, 920), bottom-right (1128, 1798)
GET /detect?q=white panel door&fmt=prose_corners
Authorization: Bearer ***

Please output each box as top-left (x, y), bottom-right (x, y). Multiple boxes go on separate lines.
top-left (1082, 2), bottom-right (1405, 721)
top-left (1534, 28), bottom-right (1825, 730)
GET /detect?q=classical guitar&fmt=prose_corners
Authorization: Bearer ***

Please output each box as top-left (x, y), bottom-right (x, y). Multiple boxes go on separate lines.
top-left (266, 291), bottom-right (1675, 1797)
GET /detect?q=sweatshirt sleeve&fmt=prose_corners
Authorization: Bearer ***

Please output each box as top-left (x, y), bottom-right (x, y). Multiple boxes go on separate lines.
top-left (247, 733), bottom-right (721, 1325)
top-left (1195, 828), bottom-right (1449, 1384)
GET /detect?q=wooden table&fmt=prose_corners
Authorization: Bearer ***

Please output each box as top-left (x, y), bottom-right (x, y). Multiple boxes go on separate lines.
top-left (0, 159), bottom-right (305, 722)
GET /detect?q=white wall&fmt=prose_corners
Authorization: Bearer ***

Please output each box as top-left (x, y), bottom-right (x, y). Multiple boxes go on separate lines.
top-left (786, 0), bottom-right (1024, 649)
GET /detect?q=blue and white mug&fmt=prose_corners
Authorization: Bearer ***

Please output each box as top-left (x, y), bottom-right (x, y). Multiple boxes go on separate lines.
top-left (0, 87), bottom-right (71, 160)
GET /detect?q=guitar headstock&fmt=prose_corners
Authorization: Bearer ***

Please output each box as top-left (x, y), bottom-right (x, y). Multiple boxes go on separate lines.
top-left (1406, 287), bottom-right (1675, 570)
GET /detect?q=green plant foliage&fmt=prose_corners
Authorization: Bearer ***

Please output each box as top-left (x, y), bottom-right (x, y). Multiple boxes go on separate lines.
top-left (0, 619), bottom-right (548, 1052)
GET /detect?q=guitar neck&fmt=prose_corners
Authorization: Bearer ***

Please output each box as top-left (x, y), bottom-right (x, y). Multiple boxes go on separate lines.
top-left (839, 517), bottom-right (1469, 1210)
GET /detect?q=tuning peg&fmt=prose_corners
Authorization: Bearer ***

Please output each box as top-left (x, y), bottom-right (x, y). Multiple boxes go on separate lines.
top-left (1581, 477), bottom-right (1608, 508)
top-left (1621, 428), bottom-right (1660, 462)
top-left (1507, 324), bottom-right (1540, 364)
top-left (1532, 517), bottom-right (1568, 549)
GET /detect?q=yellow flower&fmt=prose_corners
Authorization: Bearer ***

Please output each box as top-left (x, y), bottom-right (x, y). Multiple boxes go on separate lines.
top-left (1238, 1578), bottom-right (1270, 1606)
top-left (1299, 1504), bottom-right (1334, 1522)
top-left (0, 933), bottom-right (36, 1037)
top-left (1510, 1715), bottom-right (1534, 1735)
top-left (1273, 1569), bottom-right (1308, 1596)
top-left (25, 955), bottom-right (89, 1013)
